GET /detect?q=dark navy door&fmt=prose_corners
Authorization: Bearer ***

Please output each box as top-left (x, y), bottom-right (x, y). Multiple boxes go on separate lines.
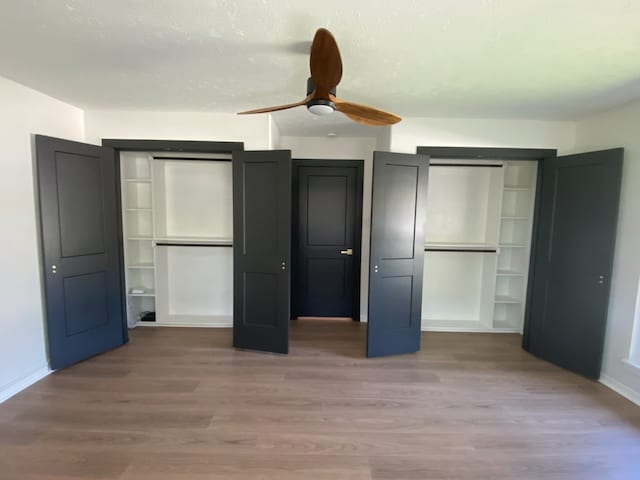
top-left (525, 149), bottom-right (623, 379)
top-left (367, 151), bottom-right (430, 357)
top-left (36, 135), bottom-right (126, 370)
top-left (232, 150), bottom-right (291, 354)
top-left (295, 163), bottom-right (361, 318)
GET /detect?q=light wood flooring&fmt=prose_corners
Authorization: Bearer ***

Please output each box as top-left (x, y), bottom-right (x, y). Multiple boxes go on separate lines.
top-left (0, 318), bottom-right (639, 479)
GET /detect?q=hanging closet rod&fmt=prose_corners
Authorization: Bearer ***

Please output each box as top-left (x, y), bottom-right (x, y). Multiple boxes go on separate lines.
top-left (155, 242), bottom-right (233, 247)
top-left (425, 247), bottom-right (497, 253)
top-left (429, 163), bottom-right (502, 168)
top-left (151, 156), bottom-right (231, 162)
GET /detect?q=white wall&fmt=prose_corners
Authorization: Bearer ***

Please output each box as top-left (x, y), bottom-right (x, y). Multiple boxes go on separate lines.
top-left (573, 100), bottom-right (640, 404)
top-left (84, 110), bottom-right (271, 150)
top-left (390, 117), bottom-right (576, 154)
top-left (0, 76), bottom-right (84, 401)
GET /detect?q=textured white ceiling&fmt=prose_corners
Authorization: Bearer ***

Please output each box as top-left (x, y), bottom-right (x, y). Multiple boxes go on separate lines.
top-left (1, 0), bottom-right (640, 136)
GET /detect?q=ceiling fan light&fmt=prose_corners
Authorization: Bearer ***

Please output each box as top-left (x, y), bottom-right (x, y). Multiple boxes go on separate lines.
top-left (307, 103), bottom-right (335, 116)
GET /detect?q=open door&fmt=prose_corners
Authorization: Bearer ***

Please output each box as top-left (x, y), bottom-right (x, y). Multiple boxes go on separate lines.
top-left (36, 135), bottom-right (126, 370)
top-left (525, 149), bottom-right (623, 379)
top-left (367, 151), bottom-right (430, 357)
top-left (232, 150), bottom-right (291, 354)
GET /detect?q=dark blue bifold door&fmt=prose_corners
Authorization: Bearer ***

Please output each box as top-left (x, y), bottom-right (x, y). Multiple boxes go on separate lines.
top-left (36, 135), bottom-right (126, 370)
top-left (525, 149), bottom-right (623, 379)
top-left (232, 150), bottom-right (291, 354)
top-left (367, 151), bottom-right (430, 357)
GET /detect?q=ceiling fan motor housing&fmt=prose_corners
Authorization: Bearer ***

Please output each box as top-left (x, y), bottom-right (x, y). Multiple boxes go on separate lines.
top-left (306, 77), bottom-right (336, 115)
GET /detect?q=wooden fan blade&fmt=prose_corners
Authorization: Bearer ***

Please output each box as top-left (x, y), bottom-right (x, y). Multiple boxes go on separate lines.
top-left (310, 28), bottom-right (343, 97)
top-left (332, 97), bottom-right (402, 126)
top-left (237, 95), bottom-right (312, 115)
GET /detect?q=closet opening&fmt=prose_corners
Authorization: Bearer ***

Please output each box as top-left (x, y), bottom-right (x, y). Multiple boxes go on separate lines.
top-left (291, 159), bottom-right (364, 323)
top-left (417, 146), bottom-right (556, 339)
top-left (104, 139), bottom-right (244, 331)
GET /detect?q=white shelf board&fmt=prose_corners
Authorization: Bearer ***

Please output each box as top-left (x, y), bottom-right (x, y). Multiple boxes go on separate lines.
top-left (127, 263), bottom-right (155, 270)
top-left (499, 243), bottom-right (527, 248)
top-left (422, 318), bottom-right (493, 331)
top-left (497, 269), bottom-right (525, 277)
top-left (129, 288), bottom-right (155, 297)
top-left (501, 216), bottom-right (529, 221)
top-left (127, 208), bottom-right (152, 212)
top-left (424, 242), bottom-right (498, 251)
top-left (128, 236), bottom-right (153, 241)
top-left (124, 178), bottom-right (152, 183)
top-left (494, 295), bottom-right (521, 304)
top-left (154, 236), bottom-right (233, 246)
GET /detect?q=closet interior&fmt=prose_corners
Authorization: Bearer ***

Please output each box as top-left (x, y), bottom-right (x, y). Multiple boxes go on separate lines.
top-left (120, 151), bottom-right (538, 334)
top-left (422, 159), bottom-right (538, 332)
top-left (120, 151), bottom-right (233, 328)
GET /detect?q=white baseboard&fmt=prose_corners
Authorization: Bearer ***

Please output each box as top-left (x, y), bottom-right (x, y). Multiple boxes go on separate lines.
top-left (600, 374), bottom-right (640, 406)
top-left (421, 326), bottom-right (520, 333)
top-left (136, 322), bottom-right (232, 328)
top-left (0, 366), bottom-right (51, 404)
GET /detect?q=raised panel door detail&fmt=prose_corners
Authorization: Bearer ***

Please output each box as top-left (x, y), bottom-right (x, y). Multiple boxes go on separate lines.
top-left (382, 164), bottom-right (418, 260)
top-left (243, 272), bottom-right (278, 327)
top-left (307, 175), bottom-right (348, 246)
top-left (56, 152), bottom-right (105, 257)
top-left (243, 162), bottom-right (278, 256)
top-left (63, 272), bottom-right (109, 336)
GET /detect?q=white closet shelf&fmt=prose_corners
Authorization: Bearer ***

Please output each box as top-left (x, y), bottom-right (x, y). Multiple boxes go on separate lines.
top-left (127, 208), bottom-right (152, 212)
top-left (501, 216), bottom-right (529, 220)
top-left (127, 263), bottom-right (155, 270)
top-left (128, 236), bottom-right (153, 241)
top-left (154, 236), bottom-right (233, 246)
top-left (499, 243), bottom-right (527, 248)
top-left (494, 295), bottom-right (521, 304)
top-left (424, 242), bottom-right (498, 252)
top-left (497, 269), bottom-right (525, 277)
top-left (124, 178), bottom-right (152, 183)
top-left (129, 288), bottom-right (155, 297)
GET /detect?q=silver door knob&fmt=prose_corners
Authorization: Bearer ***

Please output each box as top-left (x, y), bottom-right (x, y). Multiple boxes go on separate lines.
top-left (374, 265), bottom-right (379, 273)
top-left (51, 265), bottom-right (57, 274)
top-left (340, 248), bottom-right (353, 256)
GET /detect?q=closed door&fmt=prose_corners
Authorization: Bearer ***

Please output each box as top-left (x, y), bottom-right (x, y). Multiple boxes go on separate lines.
top-left (367, 151), bottom-right (430, 357)
top-left (232, 150), bottom-right (291, 354)
top-left (526, 148), bottom-right (623, 379)
top-left (36, 135), bottom-right (126, 370)
top-left (294, 162), bottom-right (363, 318)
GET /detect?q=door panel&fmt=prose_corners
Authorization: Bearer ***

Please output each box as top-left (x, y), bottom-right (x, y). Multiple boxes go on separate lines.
top-left (233, 150), bottom-right (291, 354)
top-left (367, 152), bottom-right (430, 357)
top-left (526, 149), bottom-right (623, 379)
top-left (36, 135), bottom-right (126, 370)
top-left (295, 164), bottom-right (362, 318)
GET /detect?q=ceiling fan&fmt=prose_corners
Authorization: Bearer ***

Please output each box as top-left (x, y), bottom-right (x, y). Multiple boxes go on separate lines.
top-left (237, 28), bottom-right (401, 126)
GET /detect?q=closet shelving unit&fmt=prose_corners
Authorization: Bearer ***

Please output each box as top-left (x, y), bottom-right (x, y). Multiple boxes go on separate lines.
top-left (120, 152), bottom-right (234, 328)
top-left (422, 159), bottom-right (537, 333)
top-left (120, 152), bottom-right (156, 327)
top-left (494, 161), bottom-right (538, 331)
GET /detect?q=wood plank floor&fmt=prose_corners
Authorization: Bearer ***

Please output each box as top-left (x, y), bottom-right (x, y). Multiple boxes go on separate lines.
top-left (1, 318), bottom-right (639, 479)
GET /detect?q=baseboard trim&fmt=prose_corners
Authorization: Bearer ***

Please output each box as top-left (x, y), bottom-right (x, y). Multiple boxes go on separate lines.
top-left (600, 374), bottom-right (640, 406)
top-left (0, 366), bottom-right (51, 404)
top-left (136, 322), bottom-right (233, 328)
top-left (421, 327), bottom-right (520, 333)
